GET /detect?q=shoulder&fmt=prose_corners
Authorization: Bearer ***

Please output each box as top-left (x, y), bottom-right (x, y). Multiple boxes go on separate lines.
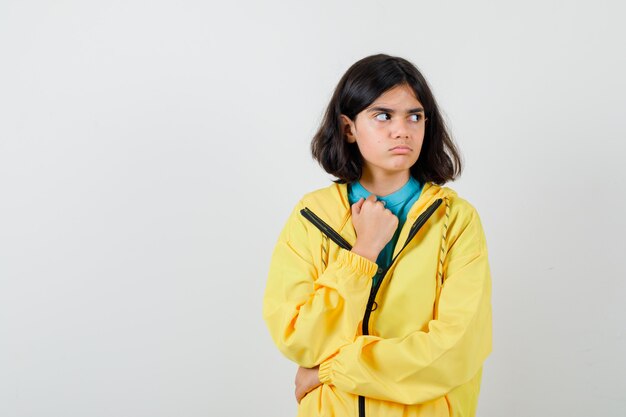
top-left (433, 183), bottom-right (487, 252)
top-left (426, 182), bottom-right (480, 220)
top-left (299, 182), bottom-right (347, 207)
top-left (296, 182), bottom-right (351, 227)
top-left (278, 182), bottom-right (349, 239)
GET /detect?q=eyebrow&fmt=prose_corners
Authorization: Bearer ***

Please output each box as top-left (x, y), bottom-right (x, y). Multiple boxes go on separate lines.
top-left (366, 106), bottom-right (424, 114)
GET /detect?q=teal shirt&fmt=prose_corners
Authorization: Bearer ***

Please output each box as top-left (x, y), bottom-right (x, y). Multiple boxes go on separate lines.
top-left (348, 176), bottom-right (423, 284)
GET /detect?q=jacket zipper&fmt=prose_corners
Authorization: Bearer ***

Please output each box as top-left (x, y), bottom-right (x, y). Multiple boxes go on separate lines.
top-left (361, 198), bottom-right (443, 336)
top-left (300, 207), bottom-right (352, 250)
top-left (301, 198), bottom-right (443, 417)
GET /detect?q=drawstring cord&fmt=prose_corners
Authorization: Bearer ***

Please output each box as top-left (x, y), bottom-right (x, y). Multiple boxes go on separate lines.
top-left (434, 196), bottom-right (450, 319)
top-left (321, 234), bottom-right (329, 270)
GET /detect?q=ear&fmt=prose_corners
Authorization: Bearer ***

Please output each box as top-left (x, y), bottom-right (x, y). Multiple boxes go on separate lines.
top-left (340, 114), bottom-right (357, 143)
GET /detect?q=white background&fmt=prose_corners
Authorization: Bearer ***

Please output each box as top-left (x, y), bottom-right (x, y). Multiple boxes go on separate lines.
top-left (1, 1), bottom-right (625, 416)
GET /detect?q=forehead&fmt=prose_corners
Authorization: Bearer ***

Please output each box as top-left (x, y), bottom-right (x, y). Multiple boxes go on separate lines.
top-left (368, 84), bottom-right (422, 108)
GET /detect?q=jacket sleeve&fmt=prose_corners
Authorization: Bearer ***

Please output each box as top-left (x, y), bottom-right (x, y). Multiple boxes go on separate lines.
top-left (317, 205), bottom-right (492, 405)
top-left (263, 200), bottom-right (378, 368)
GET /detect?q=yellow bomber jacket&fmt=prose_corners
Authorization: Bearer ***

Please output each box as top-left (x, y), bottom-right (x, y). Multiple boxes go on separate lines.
top-left (263, 181), bottom-right (492, 417)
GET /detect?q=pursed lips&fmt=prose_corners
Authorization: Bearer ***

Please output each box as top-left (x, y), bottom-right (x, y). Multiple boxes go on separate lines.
top-left (389, 145), bottom-right (413, 151)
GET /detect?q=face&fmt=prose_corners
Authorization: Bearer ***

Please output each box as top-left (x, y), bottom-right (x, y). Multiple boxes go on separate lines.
top-left (341, 83), bottom-right (427, 181)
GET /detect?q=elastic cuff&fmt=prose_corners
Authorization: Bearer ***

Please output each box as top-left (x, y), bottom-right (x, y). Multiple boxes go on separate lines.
top-left (318, 358), bottom-right (333, 384)
top-left (336, 249), bottom-right (378, 278)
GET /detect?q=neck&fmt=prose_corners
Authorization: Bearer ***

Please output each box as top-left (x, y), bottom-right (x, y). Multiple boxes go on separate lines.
top-left (358, 169), bottom-right (411, 196)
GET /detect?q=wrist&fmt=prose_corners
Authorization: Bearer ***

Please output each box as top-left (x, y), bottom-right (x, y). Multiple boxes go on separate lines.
top-left (318, 359), bottom-right (333, 384)
top-left (351, 242), bottom-right (381, 263)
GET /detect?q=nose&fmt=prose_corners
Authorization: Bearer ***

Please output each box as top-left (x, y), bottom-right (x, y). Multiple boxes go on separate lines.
top-left (391, 118), bottom-right (410, 139)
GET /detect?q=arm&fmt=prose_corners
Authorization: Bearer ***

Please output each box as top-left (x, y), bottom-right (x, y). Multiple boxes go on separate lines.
top-left (263, 201), bottom-right (378, 368)
top-left (317, 206), bottom-right (493, 405)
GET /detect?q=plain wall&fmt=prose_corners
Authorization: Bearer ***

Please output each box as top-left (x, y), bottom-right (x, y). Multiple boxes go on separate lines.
top-left (1, 1), bottom-right (625, 416)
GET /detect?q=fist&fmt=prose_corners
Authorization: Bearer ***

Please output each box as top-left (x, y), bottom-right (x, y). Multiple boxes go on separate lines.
top-left (350, 194), bottom-right (399, 262)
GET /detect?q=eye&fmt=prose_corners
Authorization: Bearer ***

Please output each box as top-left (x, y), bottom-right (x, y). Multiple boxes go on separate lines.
top-left (409, 113), bottom-right (423, 122)
top-left (374, 113), bottom-right (391, 121)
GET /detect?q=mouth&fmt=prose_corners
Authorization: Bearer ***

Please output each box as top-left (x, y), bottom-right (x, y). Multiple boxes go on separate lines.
top-left (389, 145), bottom-right (413, 154)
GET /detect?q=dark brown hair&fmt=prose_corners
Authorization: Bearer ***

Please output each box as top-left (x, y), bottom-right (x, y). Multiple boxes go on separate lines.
top-left (311, 54), bottom-right (462, 185)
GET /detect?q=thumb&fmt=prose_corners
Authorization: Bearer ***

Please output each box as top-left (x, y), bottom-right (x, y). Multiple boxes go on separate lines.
top-left (352, 197), bottom-right (364, 216)
top-left (365, 194), bottom-right (377, 203)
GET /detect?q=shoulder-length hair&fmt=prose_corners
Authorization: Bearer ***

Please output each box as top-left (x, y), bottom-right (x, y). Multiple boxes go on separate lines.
top-left (311, 54), bottom-right (462, 185)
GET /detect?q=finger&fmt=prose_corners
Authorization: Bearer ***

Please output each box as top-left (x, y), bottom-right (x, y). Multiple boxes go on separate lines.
top-left (352, 197), bottom-right (364, 215)
top-left (296, 387), bottom-right (306, 404)
top-left (363, 194), bottom-right (378, 209)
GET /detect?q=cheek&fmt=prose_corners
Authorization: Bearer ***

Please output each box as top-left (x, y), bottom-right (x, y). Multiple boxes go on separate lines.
top-left (414, 131), bottom-right (425, 146)
top-left (357, 141), bottom-right (378, 158)
top-left (363, 125), bottom-right (384, 144)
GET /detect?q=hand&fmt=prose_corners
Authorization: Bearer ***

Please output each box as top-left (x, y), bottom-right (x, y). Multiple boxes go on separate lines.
top-left (350, 194), bottom-right (399, 262)
top-left (295, 365), bottom-right (321, 404)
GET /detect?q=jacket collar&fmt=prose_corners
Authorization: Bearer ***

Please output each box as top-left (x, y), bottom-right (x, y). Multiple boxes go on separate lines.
top-left (333, 181), bottom-right (448, 219)
top-left (320, 181), bottom-right (452, 249)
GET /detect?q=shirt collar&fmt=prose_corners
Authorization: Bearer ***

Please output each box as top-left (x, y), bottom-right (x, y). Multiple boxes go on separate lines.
top-left (350, 176), bottom-right (421, 209)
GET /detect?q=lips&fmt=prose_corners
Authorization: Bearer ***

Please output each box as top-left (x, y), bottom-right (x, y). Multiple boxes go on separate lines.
top-left (389, 145), bottom-right (413, 154)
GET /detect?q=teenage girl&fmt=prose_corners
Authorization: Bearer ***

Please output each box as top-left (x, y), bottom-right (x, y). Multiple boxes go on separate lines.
top-left (263, 54), bottom-right (492, 417)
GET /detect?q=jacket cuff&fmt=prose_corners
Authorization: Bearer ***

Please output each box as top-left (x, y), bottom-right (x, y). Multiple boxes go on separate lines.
top-left (318, 358), bottom-right (333, 384)
top-left (336, 249), bottom-right (378, 278)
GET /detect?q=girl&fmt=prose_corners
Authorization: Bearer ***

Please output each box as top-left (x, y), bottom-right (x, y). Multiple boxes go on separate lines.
top-left (263, 54), bottom-right (492, 417)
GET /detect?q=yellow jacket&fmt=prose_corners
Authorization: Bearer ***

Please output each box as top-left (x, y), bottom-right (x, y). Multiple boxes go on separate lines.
top-left (263, 181), bottom-right (492, 417)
